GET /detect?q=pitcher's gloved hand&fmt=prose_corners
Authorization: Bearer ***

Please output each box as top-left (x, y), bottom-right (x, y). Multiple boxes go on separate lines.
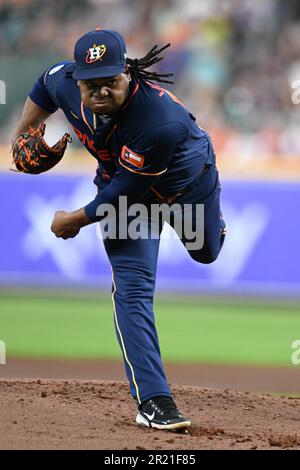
top-left (11, 123), bottom-right (72, 174)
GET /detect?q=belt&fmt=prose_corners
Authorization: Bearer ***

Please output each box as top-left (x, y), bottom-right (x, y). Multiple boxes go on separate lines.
top-left (150, 164), bottom-right (211, 205)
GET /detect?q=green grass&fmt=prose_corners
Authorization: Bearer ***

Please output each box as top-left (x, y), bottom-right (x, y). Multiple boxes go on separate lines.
top-left (0, 290), bottom-right (300, 367)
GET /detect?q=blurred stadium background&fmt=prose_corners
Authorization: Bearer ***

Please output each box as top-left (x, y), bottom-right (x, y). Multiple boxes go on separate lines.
top-left (1, 0), bottom-right (300, 392)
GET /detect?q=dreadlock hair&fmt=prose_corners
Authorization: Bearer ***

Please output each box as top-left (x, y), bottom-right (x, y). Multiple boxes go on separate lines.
top-left (126, 43), bottom-right (174, 84)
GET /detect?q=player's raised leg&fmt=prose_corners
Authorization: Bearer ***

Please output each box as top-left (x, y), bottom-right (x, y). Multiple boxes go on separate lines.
top-left (171, 162), bottom-right (226, 264)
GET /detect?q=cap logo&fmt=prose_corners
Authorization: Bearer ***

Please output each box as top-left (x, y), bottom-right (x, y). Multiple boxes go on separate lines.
top-left (86, 44), bottom-right (106, 64)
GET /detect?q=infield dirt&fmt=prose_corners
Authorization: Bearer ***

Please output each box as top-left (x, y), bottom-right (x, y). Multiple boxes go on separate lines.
top-left (1, 378), bottom-right (300, 450)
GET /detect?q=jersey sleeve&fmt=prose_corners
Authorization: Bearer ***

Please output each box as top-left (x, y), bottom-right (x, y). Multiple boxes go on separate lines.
top-left (119, 121), bottom-right (188, 176)
top-left (29, 71), bottom-right (58, 113)
top-left (29, 62), bottom-right (72, 113)
top-left (84, 168), bottom-right (160, 222)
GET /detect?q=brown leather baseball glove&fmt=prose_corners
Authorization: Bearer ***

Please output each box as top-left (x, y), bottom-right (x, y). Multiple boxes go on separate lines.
top-left (11, 123), bottom-right (72, 174)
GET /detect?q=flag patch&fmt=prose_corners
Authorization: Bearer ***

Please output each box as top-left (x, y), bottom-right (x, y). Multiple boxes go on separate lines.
top-left (121, 146), bottom-right (144, 168)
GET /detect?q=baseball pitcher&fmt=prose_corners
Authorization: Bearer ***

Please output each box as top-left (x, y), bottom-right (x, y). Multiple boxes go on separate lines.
top-left (12, 29), bottom-right (226, 432)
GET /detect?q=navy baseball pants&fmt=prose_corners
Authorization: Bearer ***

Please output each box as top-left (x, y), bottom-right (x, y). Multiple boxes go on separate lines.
top-left (103, 160), bottom-right (226, 404)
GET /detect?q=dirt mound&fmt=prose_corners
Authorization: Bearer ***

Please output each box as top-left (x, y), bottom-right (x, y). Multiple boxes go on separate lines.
top-left (3, 358), bottom-right (300, 395)
top-left (1, 379), bottom-right (300, 450)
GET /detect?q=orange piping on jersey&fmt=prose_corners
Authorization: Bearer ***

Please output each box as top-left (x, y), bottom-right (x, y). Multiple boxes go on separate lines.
top-left (121, 82), bottom-right (140, 111)
top-left (81, 101), bottom-right (94, 134)
top-left (145, 80), bottom-right (185, 107)
top-left (145, 80), bottom-right (164, 97)
top-left (164, 89), bottom-right (185, 107)
top-left (118, 157), bottom-right (167, 176)
top-left (150, 186), bottom-right (165, 200)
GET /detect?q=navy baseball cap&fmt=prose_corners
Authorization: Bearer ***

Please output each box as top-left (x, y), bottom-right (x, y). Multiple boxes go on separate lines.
top-left (73, 29), bottom-right (127, 80)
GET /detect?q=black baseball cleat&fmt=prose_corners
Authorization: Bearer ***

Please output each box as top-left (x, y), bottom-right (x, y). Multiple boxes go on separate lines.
top-left (136, 396), bottom-right (191, 431)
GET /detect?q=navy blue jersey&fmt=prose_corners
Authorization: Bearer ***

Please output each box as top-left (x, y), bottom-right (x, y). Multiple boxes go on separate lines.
top-left (29, 61), bottom-right (214, 221)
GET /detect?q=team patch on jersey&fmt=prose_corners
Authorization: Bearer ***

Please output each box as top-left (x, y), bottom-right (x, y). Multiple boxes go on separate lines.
top-left (86, 44), bottom-right (106, 64)
top-left (121, 146), bottom-right (144, 168)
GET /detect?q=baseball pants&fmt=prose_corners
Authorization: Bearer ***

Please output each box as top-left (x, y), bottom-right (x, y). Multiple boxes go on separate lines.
top-left (102, 160), bottom-right (225, 404)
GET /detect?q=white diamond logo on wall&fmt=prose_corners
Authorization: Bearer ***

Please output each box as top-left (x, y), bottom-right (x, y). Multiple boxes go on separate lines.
top-left (22, 180), bottom-right (101, 279)
top-left (209, 202), bottom-right (269, 283)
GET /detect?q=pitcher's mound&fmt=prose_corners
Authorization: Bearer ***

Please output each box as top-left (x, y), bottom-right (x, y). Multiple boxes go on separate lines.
top-left (1, 379), bottom-right (300, 450)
